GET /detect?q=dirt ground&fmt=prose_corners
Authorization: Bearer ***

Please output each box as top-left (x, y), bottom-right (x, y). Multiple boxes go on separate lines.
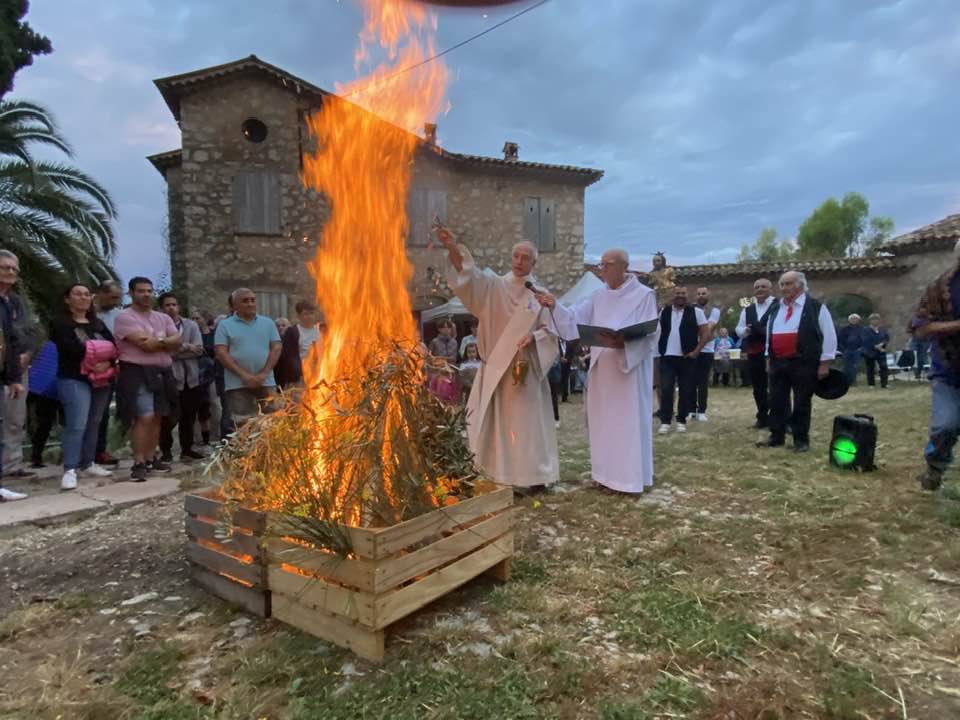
top-left (1, 382), bottom-right (959, 719)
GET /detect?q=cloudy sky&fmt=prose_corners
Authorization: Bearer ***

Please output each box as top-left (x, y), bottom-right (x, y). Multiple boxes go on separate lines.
top-left (13, 0), bottom-right (960, 279)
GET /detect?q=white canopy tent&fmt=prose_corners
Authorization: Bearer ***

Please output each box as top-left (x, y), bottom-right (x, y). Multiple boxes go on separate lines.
top-left (420, 297), bottom-right (470, 325)
top-left (559, 271), bottom-right (604, 306)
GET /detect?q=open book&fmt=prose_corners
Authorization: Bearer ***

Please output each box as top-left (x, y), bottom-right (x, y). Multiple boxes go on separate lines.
top-left (577, 319), bottom-right (659, 348)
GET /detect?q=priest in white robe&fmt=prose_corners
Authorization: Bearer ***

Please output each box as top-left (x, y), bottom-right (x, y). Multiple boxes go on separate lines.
top-left (435, 226), bottom-right (560, 488)
top-left (538, 249), bottom-right (659, 493)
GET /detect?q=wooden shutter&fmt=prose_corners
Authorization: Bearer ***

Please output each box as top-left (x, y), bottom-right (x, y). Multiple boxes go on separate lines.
top-left (254, 290), bottom-right (288, 319)
top-left (407, 188), bottom-right (428, 247)
top-left (539, 198), bottom-right (556, 253)
top-left (523, 197), bottom-right (540, 245)
top-left (233, 171), bottom-right (281, 234)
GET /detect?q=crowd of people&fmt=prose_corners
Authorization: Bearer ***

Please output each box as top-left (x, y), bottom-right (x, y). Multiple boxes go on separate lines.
top-left (428, 224), bottom-right (955, 496)
top-left (0, 262), bottom-right (324, 501)
top-left (1, 230), bottom-right (956, 503)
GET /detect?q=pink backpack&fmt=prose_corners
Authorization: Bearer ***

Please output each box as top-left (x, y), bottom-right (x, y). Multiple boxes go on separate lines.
top-left (81, 339), bottom-right (118, 387)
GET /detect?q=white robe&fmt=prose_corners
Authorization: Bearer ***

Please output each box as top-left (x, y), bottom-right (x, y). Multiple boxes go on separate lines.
top-left (553, 275), bottom-right (659, 493)
top-left (450, 248), bottom-right (560, 487)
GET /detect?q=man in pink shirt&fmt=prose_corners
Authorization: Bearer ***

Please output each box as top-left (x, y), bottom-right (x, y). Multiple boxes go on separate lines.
top-left (113, 277), bottom-right (181, 481)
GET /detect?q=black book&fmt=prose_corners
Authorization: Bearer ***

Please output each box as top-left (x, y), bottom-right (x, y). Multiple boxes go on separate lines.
top-left (577, 319), bottom-right (659, 348)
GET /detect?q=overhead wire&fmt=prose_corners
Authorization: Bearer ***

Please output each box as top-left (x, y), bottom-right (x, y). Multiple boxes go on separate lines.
top-left (343, 0), bottom-right (550, 98)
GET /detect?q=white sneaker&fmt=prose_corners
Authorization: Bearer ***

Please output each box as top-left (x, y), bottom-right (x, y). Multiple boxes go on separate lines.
top-left (697, 413), bottom-right (708, 422)
top-left (82, 463), bottom-right (113, 478)
top-left (658, 423), bottom-right (671, 434)
top-left (61, 469), bottom-right (78, 491)
top-left (0, 487), bottom-right (28, 501)
top-left (555, 420), bottom-right (560, 429)
top-left (676, 422), bottom-right (687, 433)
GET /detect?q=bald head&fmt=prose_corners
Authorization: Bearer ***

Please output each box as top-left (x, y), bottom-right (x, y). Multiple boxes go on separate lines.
top-left (599, 248), bottom-right (630, 290)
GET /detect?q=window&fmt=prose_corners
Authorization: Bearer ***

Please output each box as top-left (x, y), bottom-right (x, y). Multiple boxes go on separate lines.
top-left (241, 118), bottom-right (268, 143)
top-left (233, 171), bottom-right (281, 235)
top-left (254, 290), bottom-right (288, 320)
top-left (523, 197), bottom-right (556, 252)
top-left (407, 188), bottom-right (447, 247)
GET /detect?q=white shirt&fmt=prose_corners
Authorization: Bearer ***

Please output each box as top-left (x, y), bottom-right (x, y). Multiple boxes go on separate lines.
top-left (664, 306), bottom-right (707, 357)
top-left (765, 293), bottom-right (838, 361)
top-left (735, 297), bottom-right (774, 338)
top-left (699, 306), bottom-right (721, 353)
top-left (297, 324), bottom-right (320, 359)
top-left (97, 307), bottom-right (122, 335)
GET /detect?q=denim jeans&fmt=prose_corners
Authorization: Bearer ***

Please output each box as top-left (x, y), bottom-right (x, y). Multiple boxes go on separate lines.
top-left (58, 378), bottom-right (111, 470)
top-left (926, 380), bottom-right (960, 472)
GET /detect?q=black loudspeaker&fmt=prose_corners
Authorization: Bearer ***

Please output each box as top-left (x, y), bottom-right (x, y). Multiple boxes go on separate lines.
top-left (829, 414), bottom-right (877, 471)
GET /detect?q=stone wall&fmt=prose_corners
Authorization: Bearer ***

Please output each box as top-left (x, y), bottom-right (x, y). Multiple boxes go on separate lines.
top-left (174, 75), bottom-right (327, 314)
top-left (168, 75), bottom-right (589, 317)
top-left (406, 152), bottom-right (587, 300)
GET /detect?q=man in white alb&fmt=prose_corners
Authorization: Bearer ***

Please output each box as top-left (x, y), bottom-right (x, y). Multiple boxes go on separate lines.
top-left (537, 249), bottom-right (659, 493)
top-left (435, 225), bottom-right (560, 488)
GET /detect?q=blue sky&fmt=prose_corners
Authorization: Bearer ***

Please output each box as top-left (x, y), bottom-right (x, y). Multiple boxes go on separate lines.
top-left (13, 0), bottom-right (960, 279)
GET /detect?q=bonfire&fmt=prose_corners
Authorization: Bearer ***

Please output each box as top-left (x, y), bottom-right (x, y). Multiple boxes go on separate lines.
top-left (209, 0), bottom-right (484, 554)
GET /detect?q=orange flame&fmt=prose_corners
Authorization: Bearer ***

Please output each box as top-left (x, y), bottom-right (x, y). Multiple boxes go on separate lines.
top-left (298, 0), bottom-right (450, 525)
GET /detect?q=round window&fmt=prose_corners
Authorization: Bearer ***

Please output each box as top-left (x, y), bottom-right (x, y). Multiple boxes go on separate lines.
top-left (241, 118), bottom-right (268, 143)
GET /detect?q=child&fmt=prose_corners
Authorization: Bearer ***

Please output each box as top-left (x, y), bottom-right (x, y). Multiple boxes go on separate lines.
top-left (712, 327), bottom-right (734, 387)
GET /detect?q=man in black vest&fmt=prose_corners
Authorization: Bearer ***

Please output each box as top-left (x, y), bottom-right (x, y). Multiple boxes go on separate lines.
top-left (758, 271), bottom-right (837, 452)
top-left (735, 278), bottom-right (775, 428)
top-left (658, 286), bottom-right (710, 433)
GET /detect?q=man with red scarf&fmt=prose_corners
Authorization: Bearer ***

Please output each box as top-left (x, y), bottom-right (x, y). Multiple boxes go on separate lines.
top-left (757, 271), bottom-right (837, 453)
top-left (736, 278), bottom-right (775, 428)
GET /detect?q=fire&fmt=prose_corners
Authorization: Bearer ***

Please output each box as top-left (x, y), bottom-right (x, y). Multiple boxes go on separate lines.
top-left (297, 0), bottom-right (450, 525)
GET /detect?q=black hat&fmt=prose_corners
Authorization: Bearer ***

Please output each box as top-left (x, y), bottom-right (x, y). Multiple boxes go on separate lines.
top-left (815, 368), bottom-right (849, 400)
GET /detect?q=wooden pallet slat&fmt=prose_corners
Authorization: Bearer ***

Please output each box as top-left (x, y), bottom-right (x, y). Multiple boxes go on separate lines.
top-left (185, 515), bottom-right (262, 560)
top-left (371, 486), bottom-right (513, 558)
top-left (272, 593), bottom-right (385, 663)
top-left (373, 532), bottom-right (514, 630)
top-left (186, 541), bottom-right (265, 587)
top-left (191, 565), bottom-right (270, 617)
top-left (265, 538), bottom-right (375, 593)
top-left (268, 565), bottom-right (376, 626)
top-left (373, 508), bottom-right (515, 593)
top-left (185, 493), bottom-right (266, 533)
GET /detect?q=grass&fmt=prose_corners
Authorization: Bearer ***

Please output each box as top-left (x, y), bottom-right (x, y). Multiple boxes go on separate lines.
top-left (3, 382), bottom-right (960, 719)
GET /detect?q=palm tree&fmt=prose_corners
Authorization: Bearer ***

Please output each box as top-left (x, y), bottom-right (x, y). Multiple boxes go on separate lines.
top-left (0, 99), bottom-right (117, 320)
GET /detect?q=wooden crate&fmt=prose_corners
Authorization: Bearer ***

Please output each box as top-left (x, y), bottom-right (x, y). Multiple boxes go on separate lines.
top-left (184, 491), bottom-right (271, 618)
top-left (266, 485), bottom-right (515, 662)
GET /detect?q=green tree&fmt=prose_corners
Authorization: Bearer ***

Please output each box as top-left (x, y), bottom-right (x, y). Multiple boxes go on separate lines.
top-left (736, 226), bottom-right (795, 262)
top-left (0, 99), bottom-right (117, 320)
top-left (796, 191), bottom-right (877, 258)
top-left (0, 1), bottom-right (51, 99)
top-left (862, 215), bottom-right (895, 256)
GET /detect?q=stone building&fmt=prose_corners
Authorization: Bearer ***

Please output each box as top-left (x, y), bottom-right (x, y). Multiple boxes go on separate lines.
top-left (147, 56), bottom-right (603, 317)
top-left (619, 213), bottom-right (958, 348)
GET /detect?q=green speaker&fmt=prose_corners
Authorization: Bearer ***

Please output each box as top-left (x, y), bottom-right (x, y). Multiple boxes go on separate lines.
top-left (829, 414), bottom-right (877, 471)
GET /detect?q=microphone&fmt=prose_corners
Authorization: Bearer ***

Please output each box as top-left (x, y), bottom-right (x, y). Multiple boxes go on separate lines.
top-left (524, 281), bottom-right (566, 352)
top-left (524, 280), bottom-right (543, 294)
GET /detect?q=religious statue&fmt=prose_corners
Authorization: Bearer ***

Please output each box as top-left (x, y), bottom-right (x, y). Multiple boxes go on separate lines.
top-left (647, 252), bottom-right (676, 308)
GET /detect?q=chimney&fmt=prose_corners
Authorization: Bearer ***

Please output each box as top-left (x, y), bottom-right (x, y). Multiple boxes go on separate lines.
top-left (423, 122), bottom-right (437, 146)
top-left (503, 141), bottom-right (519, 162)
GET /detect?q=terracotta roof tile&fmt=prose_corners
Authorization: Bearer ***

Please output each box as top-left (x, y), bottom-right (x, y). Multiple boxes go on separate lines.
top-left (151, 56), bottom-right (604, 184)
top-left (439, 149), bottom-right (603, 185)
top-left (639, 256), bottom-right (913, 280)
top-left (883, 213), bottom-right (960, 254)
